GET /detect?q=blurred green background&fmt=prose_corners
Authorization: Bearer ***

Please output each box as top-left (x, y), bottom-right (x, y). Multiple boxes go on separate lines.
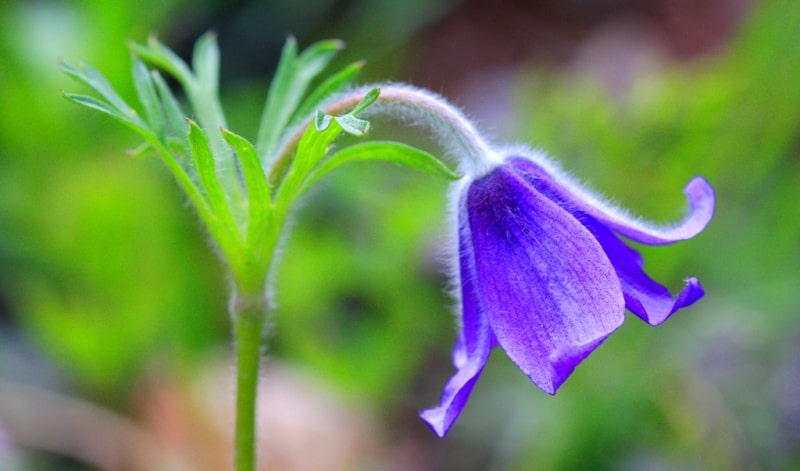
top-left (1, 0), bottom-right (798, 470)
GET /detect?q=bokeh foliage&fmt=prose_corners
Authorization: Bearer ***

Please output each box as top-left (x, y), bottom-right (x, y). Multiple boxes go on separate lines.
top-left (0, 0), bottom-right (797, 470)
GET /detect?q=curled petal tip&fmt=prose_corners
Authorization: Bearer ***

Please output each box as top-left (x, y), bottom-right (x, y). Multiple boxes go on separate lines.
top-left (620, 175), bottom-right (715, 245)
top-left (676, 277), bottom-right (705, 310)
top-left (648, 277), bottom-right (705, 325)
top-left (686, 176), bottom-right (714, 195)
top-left (627, 276), bottom-right (705, 326)
top-left (685, 176), bottom-right (715, 224)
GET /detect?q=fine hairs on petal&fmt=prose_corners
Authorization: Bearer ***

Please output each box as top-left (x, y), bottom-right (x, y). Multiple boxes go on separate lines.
top-left (498, 144), bottom-right (714, 244)
top-left (499, 143), bottom-right (646, 228)
top-left (437, 179), bottom-right (471, 327)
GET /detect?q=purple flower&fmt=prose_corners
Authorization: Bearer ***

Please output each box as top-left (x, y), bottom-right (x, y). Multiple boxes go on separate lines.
top-left (420, 153), bottom-right (715, 437)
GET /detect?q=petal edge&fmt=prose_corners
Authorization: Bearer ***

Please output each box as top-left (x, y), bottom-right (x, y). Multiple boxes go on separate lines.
top-left (508, 155), bottom-right (715, 245)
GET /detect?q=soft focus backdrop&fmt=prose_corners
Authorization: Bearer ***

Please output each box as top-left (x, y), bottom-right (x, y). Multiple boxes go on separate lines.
top-left (1, 1), bottom-right (798, 470)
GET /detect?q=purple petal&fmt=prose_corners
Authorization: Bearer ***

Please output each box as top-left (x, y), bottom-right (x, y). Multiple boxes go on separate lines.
top-left (466, 165), bottom-right (625, 395)
top-left (584, 215), bottom-right (705, 325)
top-left (508, 156), bottom-right (715, 245)
top-left (576, 213), bottom-right (704, 325)
top-left (419, 223), bottom-right (493, 437)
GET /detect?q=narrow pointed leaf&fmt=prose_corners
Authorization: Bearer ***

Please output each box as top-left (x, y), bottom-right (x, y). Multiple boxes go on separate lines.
top-left (256, 38), bottom-right (344, 161)
top-left (60, 61), bottom-right (136, 118)
top-left (62, 92), bottom-right (148, 133)
top-left (139, 34), bottom-right (236, 203)
top-left (275, 119), bottom-right (342, 203)
top-left (350, 87), bottom-right (380, 116)
top-left (290, 61), bottom-right (364, 129)
top-left (132, 58), bottom-right (165, 140)
top-left (221, 129), bottom-right (272, 245)
top-left (152, 71), bottom-right (188, 149)
top-left (255, 37), bottom-right (298, 158)
top-left (192, 32), bottom-right (220, 93)
top-left (187, 120), bottom-right (235, 230)
top-left (296, 39), bottom-right (345, 78)
top-left (305, 141), bottom-right (459, 191)
top-left (130, 36), bottom-right (193, 88)
top-left (61, 92), bottom-right (124, 119)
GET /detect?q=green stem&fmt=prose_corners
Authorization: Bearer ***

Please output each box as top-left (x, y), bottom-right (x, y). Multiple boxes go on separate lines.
top-left (232, 290), bottom-right (268, 471)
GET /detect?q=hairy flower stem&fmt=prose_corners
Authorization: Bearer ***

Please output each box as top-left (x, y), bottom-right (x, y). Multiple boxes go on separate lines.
top-left (232, 291), bottom-right (268, 471)
top-left (269, 85), bottom-right (500, 186)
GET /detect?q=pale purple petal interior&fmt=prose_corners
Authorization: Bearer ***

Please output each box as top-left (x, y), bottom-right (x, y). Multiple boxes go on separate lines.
top-left (466, 165), bottom-right (625, 395)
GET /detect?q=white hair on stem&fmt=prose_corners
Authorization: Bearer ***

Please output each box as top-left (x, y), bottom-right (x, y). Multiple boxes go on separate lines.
top-left (350, 84), bottom-right (503, 325)
top-left (312, 83), bottom-right (504, 177)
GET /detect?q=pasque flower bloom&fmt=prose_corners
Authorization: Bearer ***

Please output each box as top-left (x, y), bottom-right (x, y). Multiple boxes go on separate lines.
top-left (420, 151), bottom-right (715, 437)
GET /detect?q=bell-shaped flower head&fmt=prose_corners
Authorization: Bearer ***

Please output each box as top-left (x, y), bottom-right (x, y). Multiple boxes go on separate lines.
top-left (350, 84), bottom-right (714, 438)
top-left (420, 151), bottom-right (714, 437)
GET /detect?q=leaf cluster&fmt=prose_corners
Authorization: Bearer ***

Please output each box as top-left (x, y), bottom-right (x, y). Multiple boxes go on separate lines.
top-left (61, 33), bottom-right (457, 292)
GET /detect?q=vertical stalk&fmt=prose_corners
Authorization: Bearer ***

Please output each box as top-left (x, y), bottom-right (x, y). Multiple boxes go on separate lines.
top-left (232, 291), bottom-right (268, 471)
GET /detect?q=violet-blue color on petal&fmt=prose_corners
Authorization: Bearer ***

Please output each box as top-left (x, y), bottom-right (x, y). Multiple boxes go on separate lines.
top-left (421, 154), bottom-right (715, 437)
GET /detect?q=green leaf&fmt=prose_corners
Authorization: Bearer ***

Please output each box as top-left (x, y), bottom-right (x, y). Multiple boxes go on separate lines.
top-left (295, 120), bottom-right (342, 179)
top-left (187, 120), bottom-right (236, 232)
top-left (297, 39), bottom-right (345, 79)
top-left (275, 88), bottom-right (384, 202)
top-left (350, 87), bottom-right (380, 116)
top-left (255, 38), bottom-right (298, 159)
top-left (192, 32), bottom-right (220, 94)
top-left (60, 61), bottom-right (138, 120)
top-left (221, 129), bottom-right (271, 245)
top-left (151, 71), bottom-right (188, 151)
top-left (275, 118), bottom-right (342, 204)
top-left (290, 61), bottom-right (364, 129)
top-left (61, 62), bottom-right (146, 128)
top-left (130, 36), bottom-right (193, 88)
top-left (304, 141), bottom-right (460, 191)
top-left (256, 38), bottom-right (344, 161)
top-left (135, 34), bottom-right (237, 204)
top-left (315, 110), bottom-right (333, 131)
top-left (61, 92), bottom-right (124, 120)
top-left (310, 87), bottom-right (379, 136)
top-left (334, 114), bottom-right (370, 136)
top-left (132, 57), bottom-right (165, 140)
top-left (62, 92), bottom-right (149, 134)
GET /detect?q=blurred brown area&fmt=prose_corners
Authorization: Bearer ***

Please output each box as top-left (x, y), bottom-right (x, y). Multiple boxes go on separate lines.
top-left (411, 0), bottom-right (753, 90)
top-left (134, 361), bottom-right (382, 471)
top-left (404, 0), bottom-right (753, 131)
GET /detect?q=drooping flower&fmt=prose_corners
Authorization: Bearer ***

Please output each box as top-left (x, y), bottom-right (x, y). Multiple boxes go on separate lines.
top-left (420, 151), bottom-right (715, 437)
